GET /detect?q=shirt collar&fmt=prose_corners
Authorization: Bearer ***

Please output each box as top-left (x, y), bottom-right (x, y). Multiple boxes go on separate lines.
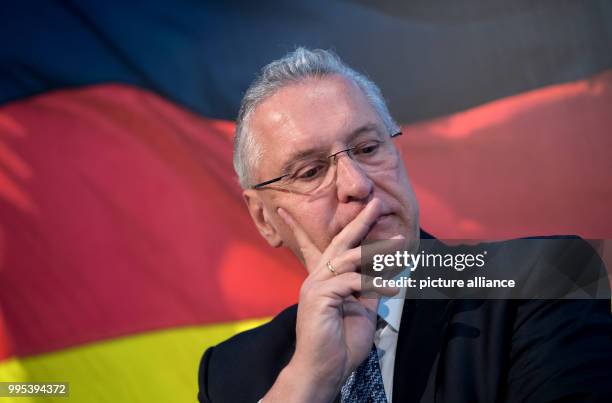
top-left (376, 267), bottom-right (409, 332)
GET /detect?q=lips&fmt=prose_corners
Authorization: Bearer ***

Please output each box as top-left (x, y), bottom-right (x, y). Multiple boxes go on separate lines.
top-left (371, 212), bottom-right (394, 227)
top-left (375, 213), bottom-right (394, 223)
top-left (365, 213), bottom-right (396, 239)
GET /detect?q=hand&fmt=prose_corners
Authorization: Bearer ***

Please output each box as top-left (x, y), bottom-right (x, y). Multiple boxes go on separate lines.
top-left (272, 199), bottom-right (401, 400)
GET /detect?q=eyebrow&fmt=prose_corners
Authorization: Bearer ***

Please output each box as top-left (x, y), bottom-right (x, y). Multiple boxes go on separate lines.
top-left (279, 123), bottom-right (383, 174)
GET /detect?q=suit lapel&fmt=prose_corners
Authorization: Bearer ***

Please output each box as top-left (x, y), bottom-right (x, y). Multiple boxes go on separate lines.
top-left (392, 298), bottom-right (451, 402)
top-left (392, 232), bottom-right (452, 402)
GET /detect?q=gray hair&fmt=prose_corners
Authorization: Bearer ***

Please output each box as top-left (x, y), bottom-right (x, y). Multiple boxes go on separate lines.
top-left (233, 47), bottom-right (400, 189)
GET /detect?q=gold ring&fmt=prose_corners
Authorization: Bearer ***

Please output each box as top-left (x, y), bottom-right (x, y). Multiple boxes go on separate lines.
top-left (326, 260), bottom-right (338, 276)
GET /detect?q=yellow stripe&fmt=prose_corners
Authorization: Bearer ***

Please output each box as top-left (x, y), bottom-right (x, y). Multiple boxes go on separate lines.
top-left (0, 318), bottom-right (269, 402)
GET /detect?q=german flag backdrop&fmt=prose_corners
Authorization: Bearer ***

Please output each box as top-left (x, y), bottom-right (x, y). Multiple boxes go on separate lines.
top-left (1, 2), bottom-right (611, 402)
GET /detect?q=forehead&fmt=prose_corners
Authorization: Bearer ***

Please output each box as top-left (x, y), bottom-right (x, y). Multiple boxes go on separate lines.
top-left (249, 75), bottom-right (383, 175)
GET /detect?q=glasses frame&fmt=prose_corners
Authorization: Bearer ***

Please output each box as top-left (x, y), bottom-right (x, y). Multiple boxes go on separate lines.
top-left (251, 131), bottom-right (403, 190)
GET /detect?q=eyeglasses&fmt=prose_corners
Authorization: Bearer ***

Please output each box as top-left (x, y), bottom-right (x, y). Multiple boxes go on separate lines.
top-left (251, 131), bottom-right (402, 195)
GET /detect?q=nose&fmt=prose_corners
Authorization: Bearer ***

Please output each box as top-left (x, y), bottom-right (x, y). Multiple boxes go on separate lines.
top-left (334, 153), bottom-right (373, 203)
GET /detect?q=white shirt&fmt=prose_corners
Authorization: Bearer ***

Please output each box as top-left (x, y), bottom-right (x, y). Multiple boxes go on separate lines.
top-left (375, 276), bottom-right (408, 403)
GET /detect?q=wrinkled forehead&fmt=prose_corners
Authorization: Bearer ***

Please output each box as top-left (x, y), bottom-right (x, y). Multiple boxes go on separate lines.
top-left (249, 75), bottom-right (385, 177)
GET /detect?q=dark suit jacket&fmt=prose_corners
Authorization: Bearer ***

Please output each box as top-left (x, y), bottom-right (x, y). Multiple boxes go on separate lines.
top-left (199, 236), bottom-right (612, 402)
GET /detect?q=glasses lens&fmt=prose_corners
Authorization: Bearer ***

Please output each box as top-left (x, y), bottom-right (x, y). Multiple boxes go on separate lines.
top-left (276, 137), bottom-right (399, 195)
top-left (352, 140), bottom-right (399, 172)
top-left (281, 159), bottom-right (332, 194)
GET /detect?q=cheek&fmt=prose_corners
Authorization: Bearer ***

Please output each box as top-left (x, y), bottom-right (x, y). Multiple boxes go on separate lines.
top-left (375, 167), bottom-right (408, 198)
top-left (275, 195), bottom-right (336, 251)
top-left (297, 203), bottom-right (335, 250)
top-left (374, 166), bottom-right (419, 219)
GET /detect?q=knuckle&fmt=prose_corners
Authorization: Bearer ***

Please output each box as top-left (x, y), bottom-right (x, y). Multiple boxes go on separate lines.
top-left (342, 251), bottom-right (359, 265)
top-left (348, 247), bottom-right (361, 262)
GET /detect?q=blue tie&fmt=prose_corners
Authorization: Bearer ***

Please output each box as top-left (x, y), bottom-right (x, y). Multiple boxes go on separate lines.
top-left (340, 344), bottom-right (388, 403)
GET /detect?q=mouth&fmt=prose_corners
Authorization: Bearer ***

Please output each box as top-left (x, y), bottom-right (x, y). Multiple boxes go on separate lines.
top-left (334, 210), bottom-right (399, 245)
top-left (374, 213), bottom-right (394, 225)
top-left (364, 212), bottom-right (396, 240)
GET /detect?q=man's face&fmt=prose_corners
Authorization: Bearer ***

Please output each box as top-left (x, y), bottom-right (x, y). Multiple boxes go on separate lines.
top-left (244, 75), bottom-right (419, 268)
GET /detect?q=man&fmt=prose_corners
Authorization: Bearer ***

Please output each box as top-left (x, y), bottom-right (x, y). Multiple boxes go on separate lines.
top-left (198, 48), bottom-right (612, 402)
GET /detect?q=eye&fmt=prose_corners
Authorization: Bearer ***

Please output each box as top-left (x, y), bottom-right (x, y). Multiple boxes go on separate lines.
top-left (354, 141), bottom-right (381, 155)
top-left (294, 163), bottom-right (326, 180)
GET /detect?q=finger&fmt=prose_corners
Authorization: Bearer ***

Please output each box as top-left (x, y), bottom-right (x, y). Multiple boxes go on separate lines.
top-left (315, 248), bottom-right (360, 280)
top-left (320, 272), bottom-right (399, 304)
top-left (277, 207), bottom-right (321, 265)
top-left (329, 199), bottom-right (383, 252)
top-left (359, 274), bottom-right (401, 298)
top-left (318, 235), bottom-right (405, 280)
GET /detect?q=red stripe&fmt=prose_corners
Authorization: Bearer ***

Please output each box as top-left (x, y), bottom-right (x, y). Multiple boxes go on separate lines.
top-left (0, 314), bottom-right (11, 360)
top-left (0, 85), bottom-right (304, 357)
top-left (402, 69), bottom-right (612, 239)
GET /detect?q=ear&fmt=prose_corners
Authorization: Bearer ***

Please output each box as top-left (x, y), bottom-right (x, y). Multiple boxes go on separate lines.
top-left (243, 190), bottom-right (283, 248)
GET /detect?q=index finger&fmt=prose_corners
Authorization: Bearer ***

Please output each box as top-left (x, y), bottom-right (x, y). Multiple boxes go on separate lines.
top-left (277, 207), bottom-right (321, 266)
top-left (330, 198), bottom-right (383, 252)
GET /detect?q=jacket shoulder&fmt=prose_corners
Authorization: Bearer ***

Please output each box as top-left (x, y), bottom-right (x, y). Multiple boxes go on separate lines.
top-left (198, 304), bottom-right (297, 403)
